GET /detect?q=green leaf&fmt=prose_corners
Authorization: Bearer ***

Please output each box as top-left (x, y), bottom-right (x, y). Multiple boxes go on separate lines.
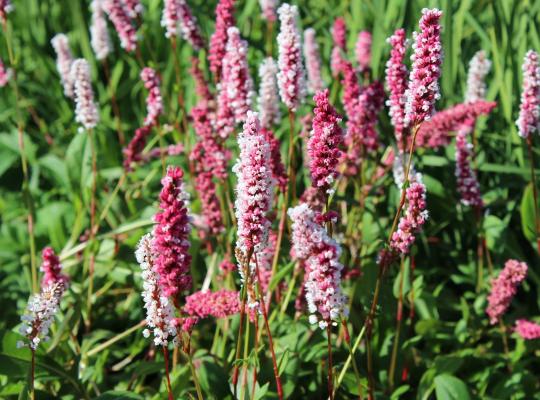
top-left (434, 374), bottom-right (471, 400)
top-left (520, 183), bottom-right (538, 242)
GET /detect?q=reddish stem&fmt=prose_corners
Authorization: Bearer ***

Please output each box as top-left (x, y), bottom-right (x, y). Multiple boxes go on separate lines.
top-left (162, 346), bottom-right (174, 400)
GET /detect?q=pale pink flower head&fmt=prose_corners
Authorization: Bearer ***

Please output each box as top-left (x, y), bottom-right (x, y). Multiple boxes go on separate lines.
top-left (258, 58), bottom-right (281, 129)
top-left (277, 3), bottom-right (306, 111)
top-left (390, 182), bottom-right (429, 254)
top-left (0, 58), bottom-right (12, 87)
top-left (516, 50), bottom-right (540, 139)
top-left (515, 319), bottom-right (540, 340)
top-left (355, 31), bottom-right (372, 72)
top-left (208, 0), bottom-right (236, 80)
top-left (303, 28), bottom-right (324, 94)
top-left (259, 0), bottom-right (278, 22)
top-left (233, 111), bottom-right (275, 257)
top-left (0, 0), bottom-right (13, 24)
top-left (385, 28), bottom-right (409, 147)
top-left (465, 50), bottom-right (491, 103)
top-left (308, 89), bottom-right (344, 195)
top-left (455, 124), bottom-right (483, 208)
top-left (162, 0), bottom-right (180, 38)
top-left (140, 67), bottom-right (163, 126)
top-left (486, 259), bottom-right (528, 325)
top-left (151, 166), bottom-right (192, 301)
top-left (40, 247), bottom-right (69, 289)
top-left (102, 0), bottom-right (138, 52)
top-left (404, 8), bottom-right (443, 127)
top-left (70, 59), bottom-right (100, 131)
top-left (90, 0), bottom-right (113, 60)
top-left (51, 34), bottom-right (74, 98)
top-left (331, 17), bottom-right (346, 50)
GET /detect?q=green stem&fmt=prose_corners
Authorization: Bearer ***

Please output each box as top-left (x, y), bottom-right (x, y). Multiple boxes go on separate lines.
top-left (388, 257), bottom-right (406, 390)
top-left (85, 129), bottom-right (98, 331)
top-left (526, 136), bottom-right (540, 254)
top-left (186, 346), bottom-right (204, 400)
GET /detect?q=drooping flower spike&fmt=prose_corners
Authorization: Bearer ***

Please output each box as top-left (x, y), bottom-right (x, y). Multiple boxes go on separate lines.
top-left (404, 8), bottom-right (444, 127)
top-left (486, 259), bottom-right (528, 325)
top-left (70, 59), bottom-right (100, 131)
top-left (51, 34), bottom-right (75, 98)
top-left (90, 0), bottom-right (113, 60)
top-left (277, 3), bottom-right (306, 111)
top-left (516, 50), bottom-right (540, 139)
top-left (102, 0), bottom-right (138, 52)
top-left (258, 58), bottom-right (281, 129)
top-left (465, 50), bottom-right (491, 103)
top-left (140, 67), bottom-right (163, 126)
top-left (303, 28), bottom-right (324, 94)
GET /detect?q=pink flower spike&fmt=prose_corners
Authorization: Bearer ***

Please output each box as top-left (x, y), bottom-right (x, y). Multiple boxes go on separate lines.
top-left (40, 247), bottom-right (69, 290)
top-left (0, 0), bottom-right (13, 24)
top-left (184, 289), bottom-right (240, 319)
top-left (177, 0), bottom-right (205, 50)
top-left (70, 59), bottom-right (100, 131)
top-left (515, 319), bottom-right (540, 340)
top-left (308, 89), bottom-right (344, 195)
top-left (262, 127), bottom-right (288, 192)
top-left (404, 8), bottom-right (444, 127)
top-left (191, 57), bottom-right (213, 104)
top-left (123, 0), bottom-right (143, 18)
top-left (465, 50), bottom-right (491, 103)
top-left (277, 3), bottom-right (306, 111)
top-left (486, 259), bottom-right (528, 325)
top-left (152, 166), bottom-right (192, 301)
top-left (390, 182), bottom-right (429, 254)
top-left (340, 60), bottom-right (361, 118)
top-left (102, 0), bottom-right (138, 52)
top-left (51, 34), bottom-right (74, 98)
top-left (90, 0), bottom-right (113, 61)
top-left (259, 0), bottom-right (278, 22)
top-left (122, 125), bottom-right (152, 171)
top-left (303, 28), bottom-right (324, 94)
top-left (330, 46), bottom-right (345, 78)
top-left (209, 0), bottom-right (236, 80)
top-left (331, 17), bottom-right (346, 50)
top-left (455, 124), bottom-right (483, 208)
top-left (516, 50), bottom-right (540, 139)
top-left (140, 67), bottom-right (163, 126)
top-left (385, 28), bottom-right (409, 148)
top-left (0, 58), bottom-right (12, 87)
top-left (355, 31), bottom-right (372, 72)
top-left (258, 58), bottom-right (281, 129)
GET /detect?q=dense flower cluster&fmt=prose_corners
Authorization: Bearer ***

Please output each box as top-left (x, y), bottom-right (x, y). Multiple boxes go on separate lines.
top-left (277, 3), bottom-right (306, 111)
top-left (90, 0), bottom-right (112, 60)
top-left (390, 182), bottom-right (428, 254)
top-left (385, 28), bottom-right (409, 148)
top-left (70, 59), bottom-right (100, 131)
top-left (288, 203), bottom-right (348, 329)
top-left (486, 259), bottom-right (528, 325)
top-left (330, 18), bottom-right (346, 77)
top-left (152, 166), bottom-right (192, 300)
top-left (41, 247), bottom-right (69, 288)
top-left (123, 125), bottom-right (152, 171)
top-left (176, 0), bottom-right (204, 50)
top-left (308, 89), bottom-right (344, 195)
top-left (355, 31), bottom-right (372, 72)
top-left (191, 57), bottom-right (213, 104)
top-left (258, 58), bottom-right (281, 129)
top-left (51, 34), bottom-right (74, 98)
top-left (404, 8), bottom-right (443, 127)
top-left (303, 28), bottom-right (324, 94)
top-left (102, 0), bottom-right (138, 52)
top-left (259, 0), bottom-right (278, 22)
top-left (208, 0), bottom-right (235, 79)
top-left (516, 50), bottom-right (540, 139)
top-left (340, 60), bottom-right (361, 118)
top-left (140, 67), bottom-right (163, 126)
top-left (455, 124), bottom-right (483, 208)
top-left (415, 100), bottom-right (497, 148)
top-left (184, 289), bottom-right (240, 319)
top-left (136, 234), bottom-right (179, 346)
top-left (515, 319), bottom-right (540, 340)
top-left (465, 50), bottom-right (491, 103)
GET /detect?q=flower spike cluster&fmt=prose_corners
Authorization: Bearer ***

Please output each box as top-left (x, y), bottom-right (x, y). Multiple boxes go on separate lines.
top-left (258, 58), bottom-right (281, 129)
top-left (277, 3), bottom-right (306, 111)
top-left (355, 31), bottom-right (372, 72)
top-left (152, 166), bottom-right (192, 300)
top-left (385, 28), bottom-right (409, 148)
top-left (90, 0), bottom-right (112, 60)
top-left (516, 50), bottom-right (540, 139)
top-left (390, 182), bottom-right (429, 254)
top-left (102, 0), bottom-right (138, 52)
top-left (303, 28), bottom-right (324, 94)
top-left (288, 203), bottom-right (348, 329)
top-left (209, 0), bottom-right (235, 79)
top-left (70, 59), bottom-right (100, 131)
top-left (486, 259), bottom-right (528, 325)
top-left (308, 89), bottom-right (344, 195)
top-left (455, 124), bottom-right (483, 208)
top-left (161, 0), bottom-right (205, 50)
top-left (515, 319), bottom-right (540, 340)
top-left (51, 34), bottom-right (75, 98)
top-left (140, 67), bottom-right (163, 126)
top-left (404, 8), bottom-right (443, 127)
top-left (465, 50), bottom-right (491, 103)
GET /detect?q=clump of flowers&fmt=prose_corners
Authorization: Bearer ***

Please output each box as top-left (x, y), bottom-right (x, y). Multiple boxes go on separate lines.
top-left (51, 34), bottom-right (74, 98)
top-left (516, 50), bottom-right (540, 139)
top-left (389, 182), bottom-right (429, 254)
top-left (140, 67), bottom-right (163, 126)
top-left (455, 124), bottom-right (483, 208)
top-left (277, 3), bottom-right (306, 111)
top-left (70, 59), bottom-right (100, 131)
top-left (303, 28), bottom-right (324, 94)
top-left (258, 58), bottom-right (281, 129)
top-left (208, 0), bottom-right (235, 79)
top-left (486, 259), bottom-right (528, 325)
top-left (90, 0), bottom-right (112, 60)
top-left (184, 289), bottom-right (240, 320)
top-left (41, 247), bottom-right (69, 288)
top-left (308, 89), bottom-right (344, 195)
top-left (465, 50), bottom-right (491, 103)
top-left (355, 30), bottom-right (372, 73)
top-left (515, 319), bottom-right (540, 340)
top-left (404, 8), bottom-right (443, 127)
top-left (102, 0), bottom-right (138, 52)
